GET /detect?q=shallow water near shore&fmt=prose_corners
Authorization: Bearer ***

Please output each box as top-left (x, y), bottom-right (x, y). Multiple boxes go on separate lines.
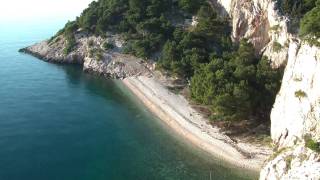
top-left (0, 20), bottom-right (256, 180)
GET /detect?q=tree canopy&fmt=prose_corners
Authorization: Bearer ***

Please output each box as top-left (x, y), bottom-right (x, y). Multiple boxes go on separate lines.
top-left (54, 0), bottom-right (284, 122)
top-left (300, 0), bottom-right (320, 46)
top-left (190, 40), bottom-right (283, 121)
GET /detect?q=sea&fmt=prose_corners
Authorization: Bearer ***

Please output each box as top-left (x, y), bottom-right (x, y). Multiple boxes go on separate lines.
top-left (0, 19), bottom-right (255, 180)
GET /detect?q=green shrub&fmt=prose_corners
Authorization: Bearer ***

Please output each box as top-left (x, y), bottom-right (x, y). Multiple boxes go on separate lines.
top-left (62, 21), bottom-right (78, 55)
top-left (48, 29), bottom-right (65, 44)
top-left (103, 42), bottom-right (115, 50)
top-left (285, 155), bottom-right (294, 171)
top-left (305, 136), bottom-right (320, 152)
top-left (299, 1), bottom-right (320, 46)
top-left (63, 35), bottom-right (77, 55)
top-left (89, 48), bottom-right (96, 58)
top-left (89, 48), bottom-right (103, 61)
top-left (277, 0), bottom-right (317, 17)
top-left (96, 51), bottom-right (103, 61)
top-left (295, 90), bottom-right (307, 98)
top-left (178, 0), bottom-right (204, 14)
top-left (273, 42), bottom-right (283, 52)
top-left (275, 0), bottom-right (317, 33)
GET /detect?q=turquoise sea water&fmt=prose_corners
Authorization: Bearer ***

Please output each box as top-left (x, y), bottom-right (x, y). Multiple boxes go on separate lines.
top-left (0, 20), bottom-right (255, 180)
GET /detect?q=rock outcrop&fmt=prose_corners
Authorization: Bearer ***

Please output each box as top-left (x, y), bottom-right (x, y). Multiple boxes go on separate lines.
top-left (260, 42), bottom-right (320, 180)
top-left (20, 34), bottom-right (152, 79)
top-left (271, 43), bottom-right (320, 149)
top-left (260, 145), bottom-right (320, 180)
top-left (211, 0), bottom-right (292, 67)
top-left (83, 53), bottom-right (152, 79)
top-left (211, 0), bottom-right (320, 179)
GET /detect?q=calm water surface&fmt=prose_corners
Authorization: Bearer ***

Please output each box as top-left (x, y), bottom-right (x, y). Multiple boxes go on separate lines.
top-left (0, 20), bottom-right (256, 180)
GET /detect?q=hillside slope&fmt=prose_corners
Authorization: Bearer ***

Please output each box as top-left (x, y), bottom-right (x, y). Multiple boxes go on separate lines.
top-left (210, 0), bottom-right (320, 178)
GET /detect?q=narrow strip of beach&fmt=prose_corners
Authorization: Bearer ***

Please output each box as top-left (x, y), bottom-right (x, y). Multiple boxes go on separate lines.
top-left (122, 76), bottom-right (271, 172)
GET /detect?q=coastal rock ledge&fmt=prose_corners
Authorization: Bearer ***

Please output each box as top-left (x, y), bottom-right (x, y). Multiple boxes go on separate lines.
top-left (19, 35), bottom-right (152, 79)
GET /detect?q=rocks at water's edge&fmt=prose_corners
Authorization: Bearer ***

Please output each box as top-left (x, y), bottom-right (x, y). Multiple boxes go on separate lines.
top-left (20, 34), bottom-right (153, 79)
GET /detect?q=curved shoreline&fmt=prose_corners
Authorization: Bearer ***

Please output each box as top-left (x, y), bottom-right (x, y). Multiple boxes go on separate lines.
top-left (123, 76), bottom-right (271, 172)
top-left (20, 40), bottom-right (271, 173)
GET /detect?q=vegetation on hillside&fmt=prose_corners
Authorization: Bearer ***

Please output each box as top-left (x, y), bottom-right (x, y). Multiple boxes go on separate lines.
top-left (157, 5), bottom-right (231, 78)
top-left (277, 0), bottom-right (316, 17)
top-left (190, 41), bottom-right (283, 121)
top-left (276, 0), bottom-right (317, 32)
top-left (277, 0), bottom-right (320, 45)
top-left (300, 0), bottom-right (320, 46)
top-left (54, 0), bottom-right (284, 123)
top-left (72, 0), bottom-right (205, 59)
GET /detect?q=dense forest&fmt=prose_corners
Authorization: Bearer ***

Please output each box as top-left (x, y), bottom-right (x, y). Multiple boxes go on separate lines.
top-left (53, 0), bottom-right (319, 122)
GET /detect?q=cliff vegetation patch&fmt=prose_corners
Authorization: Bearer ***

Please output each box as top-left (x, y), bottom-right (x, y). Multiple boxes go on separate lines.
top-left (305, 135), bottom-right (320, 153)
top-left (295, 90), bottom-right (307, 99)
top-left (300, 0), bottom-right (320, 46)
top-left (276, 0), bottom-right (320, 46)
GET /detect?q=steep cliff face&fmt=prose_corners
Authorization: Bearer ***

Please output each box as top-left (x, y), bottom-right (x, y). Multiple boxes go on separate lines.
top-left (260, 42), bottom-right (320, 180)
top-left (212, 0), bottom-right (292, 67)
top-left (212, 0), bottom-right (320, 179)
top-left (271, 43), bottom-right (320, 148)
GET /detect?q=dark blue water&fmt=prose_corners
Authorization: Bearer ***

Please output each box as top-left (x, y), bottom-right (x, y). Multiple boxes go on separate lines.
top-left (0, 20), bottom-right (255, 180)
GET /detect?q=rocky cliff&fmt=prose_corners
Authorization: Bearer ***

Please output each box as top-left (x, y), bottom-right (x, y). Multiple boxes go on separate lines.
top-left (260, 42), bottom-right (320, 180)
top-left (211, 0), bottom-right (292, 67)
top-left (212, 0), bottom-right (320, 179)
top-left (20, 34), bottom-right (152, 79)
